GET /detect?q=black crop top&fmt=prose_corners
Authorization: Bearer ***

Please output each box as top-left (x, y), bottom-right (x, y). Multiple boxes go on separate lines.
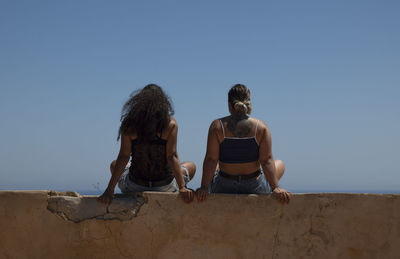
top-left (219, 120), bottom-right (259, 163)
top-left (128, 136), bottom-right (172, 181)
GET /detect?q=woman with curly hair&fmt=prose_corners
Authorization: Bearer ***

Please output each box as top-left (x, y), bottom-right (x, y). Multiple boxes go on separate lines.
top-left (196, 84), bottom-right (291, 204)
top-left (98, 84), bottom-right (196, 204)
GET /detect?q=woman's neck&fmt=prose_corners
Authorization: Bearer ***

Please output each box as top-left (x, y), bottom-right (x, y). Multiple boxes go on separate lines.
top-left (226, 115), bottom-right (252, 137)
top-left (229, 114), bottom-right (249, 121)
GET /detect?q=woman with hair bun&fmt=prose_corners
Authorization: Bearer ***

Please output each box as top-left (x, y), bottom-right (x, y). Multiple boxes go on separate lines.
top-left (196, 84), bottom-right (291, 204)
top-left (98, 84), bottom-right (196, 204)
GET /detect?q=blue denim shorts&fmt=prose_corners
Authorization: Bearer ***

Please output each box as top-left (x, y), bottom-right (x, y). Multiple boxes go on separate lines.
top-left (210, 169), bottom-right (270, 194)
top-left (118, 165), bottom-right (190, 193)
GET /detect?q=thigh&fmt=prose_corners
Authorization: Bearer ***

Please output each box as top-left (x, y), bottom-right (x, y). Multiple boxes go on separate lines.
top-left (180, 161), bottom-right (196, 180)
top-left (170, 166), bottom-right (191, 191)
top-left (180, 166), bottom-right (191, 184)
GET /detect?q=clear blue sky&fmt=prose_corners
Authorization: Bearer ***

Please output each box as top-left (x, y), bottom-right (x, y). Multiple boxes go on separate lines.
top-left (1, 1), bottom-right (399, 193)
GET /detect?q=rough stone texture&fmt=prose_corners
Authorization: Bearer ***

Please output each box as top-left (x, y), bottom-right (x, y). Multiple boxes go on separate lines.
top-left (0, 191), bottom-right (399, 259)
top-left (47, 193), bottom-right (145, 222)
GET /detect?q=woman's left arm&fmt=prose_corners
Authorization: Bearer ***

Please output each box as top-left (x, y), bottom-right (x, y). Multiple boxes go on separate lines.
top-left (98, 134), bottom-right (131, 205)
top-left (166, 120), bottom-right (194, 203)
top-left (196, 120), bottom-right (220, 202)
top-left (258, 122), bottom-right (291, 204)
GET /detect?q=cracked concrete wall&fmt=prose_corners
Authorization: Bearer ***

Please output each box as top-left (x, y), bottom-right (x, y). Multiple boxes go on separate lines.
top-left (0, 191), bottom-right (399, 259)
top-left (47, 193), bottom-right (146, 222)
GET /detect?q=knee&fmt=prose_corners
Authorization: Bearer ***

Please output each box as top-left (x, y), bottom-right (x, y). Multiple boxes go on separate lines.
top-left (110, 160), bottom-right (117, 172)
top-left (187, 161), bottom-right (196, 174)
top-left (183, 161), bottom-right (196, 176)
top-left (276, 160), bottom-right (285, 173)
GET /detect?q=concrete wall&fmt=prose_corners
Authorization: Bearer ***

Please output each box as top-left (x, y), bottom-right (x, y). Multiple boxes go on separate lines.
top-left (0, 191), bottom-right (399, 259)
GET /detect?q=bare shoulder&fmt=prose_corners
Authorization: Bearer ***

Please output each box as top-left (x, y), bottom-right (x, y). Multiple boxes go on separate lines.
top-left (210, 117), bottom-right (227, 133)
top-left (252, 118), bottom-right (271, 139)
top-left (209, 118), bottom-right (224, 141)
top-left (255, 119), bottom-right (269, 130)
top-left (218, 115), bottom-right (232, 124)
top-left (210, 119), bottom-right (220, 129)
top-left (169, 117), bottom-right (177, 127)
top-left (162, 117), bottom-right (177, 139)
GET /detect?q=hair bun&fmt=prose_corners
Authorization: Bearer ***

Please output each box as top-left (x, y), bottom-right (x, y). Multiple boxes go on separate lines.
top-left (233, 101), bottom-right (248, 115)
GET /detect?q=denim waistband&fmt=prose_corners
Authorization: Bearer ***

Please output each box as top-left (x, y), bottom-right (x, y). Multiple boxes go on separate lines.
top-left (218, 169), bottom-right (261, 181)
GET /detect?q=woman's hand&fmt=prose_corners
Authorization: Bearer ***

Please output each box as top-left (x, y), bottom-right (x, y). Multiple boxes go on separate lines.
top-left (196, 187), bottom-right (209, 202)
top-left (272, 187), bottom-right (291, 204)
top-left (97, 189), bottom-right (114, 205)
top-left (179, 187), bottom-right (195, 203)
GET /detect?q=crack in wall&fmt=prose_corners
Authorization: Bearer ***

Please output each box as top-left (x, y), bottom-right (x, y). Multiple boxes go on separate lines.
top-left (142, 219), bottom-right (155, 259)
top-left (271, 207), bottom-right (283, 259)
top-left (104, 223), bottom-right (132, 258)
top-left (47, 192), bottom-right (146, 223)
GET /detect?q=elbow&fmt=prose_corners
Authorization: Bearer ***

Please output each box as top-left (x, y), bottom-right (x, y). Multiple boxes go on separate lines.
top-left (204, 156), bottom-right (218, 165)
top-left (167, 152), bottom-right (178, 163)
top-left (259, 157), bottom-right (273, 168)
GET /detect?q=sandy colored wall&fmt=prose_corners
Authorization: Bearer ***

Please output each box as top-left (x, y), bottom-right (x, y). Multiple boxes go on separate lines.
top-left (0, 191), bottom-right (399, 259)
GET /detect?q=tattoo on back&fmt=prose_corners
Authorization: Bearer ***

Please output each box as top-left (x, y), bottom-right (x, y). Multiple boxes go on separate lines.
top-left (226, 116), bottom-right (253, 137)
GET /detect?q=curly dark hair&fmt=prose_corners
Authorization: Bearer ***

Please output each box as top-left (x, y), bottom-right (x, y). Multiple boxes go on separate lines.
top-left (118, 84), bottom-right (174, 141)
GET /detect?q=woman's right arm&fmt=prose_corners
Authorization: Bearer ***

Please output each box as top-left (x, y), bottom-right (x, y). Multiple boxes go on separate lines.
top-left (98, 133), bottom-right (131, 205)
top-left (197, 120), bottom-right (220, 202)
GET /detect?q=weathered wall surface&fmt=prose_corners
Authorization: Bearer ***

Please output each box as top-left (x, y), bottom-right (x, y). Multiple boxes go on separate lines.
top-left (0, 191), bottom-right (399, 259)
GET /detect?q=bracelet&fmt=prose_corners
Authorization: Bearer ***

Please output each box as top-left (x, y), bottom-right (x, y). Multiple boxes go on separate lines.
top-left (271, 186), bottom-right (279, 192)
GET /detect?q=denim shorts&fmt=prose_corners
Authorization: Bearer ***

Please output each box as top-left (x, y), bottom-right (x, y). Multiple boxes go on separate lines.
top-left (118, 165), bottom-right (190, 193)
top-left (210, 169), bottom-right (270, 194)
